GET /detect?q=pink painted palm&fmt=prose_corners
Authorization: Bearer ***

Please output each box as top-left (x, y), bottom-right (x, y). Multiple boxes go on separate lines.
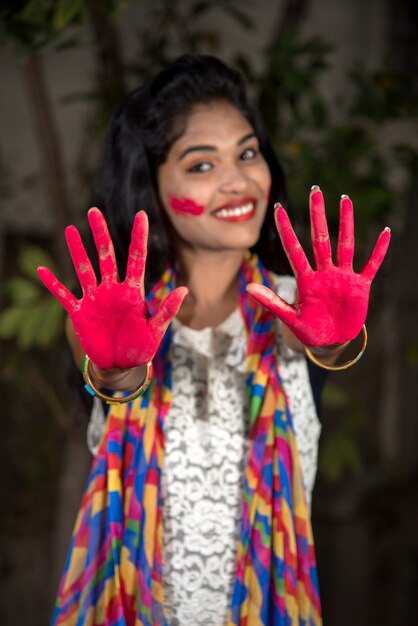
top-left (246, 188), bottom-right (391, 346)
top-left (38, 208), bottom-right (188, 370)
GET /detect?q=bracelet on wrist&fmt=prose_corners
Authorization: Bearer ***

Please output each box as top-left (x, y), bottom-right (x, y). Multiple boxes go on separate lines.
top-left (303, 324), bottom-right (367, 371)
top-left (81, 355), bottom-right (153, 404)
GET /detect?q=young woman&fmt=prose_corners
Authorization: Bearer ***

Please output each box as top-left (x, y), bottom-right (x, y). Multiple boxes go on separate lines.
top-left (38, 54), bottom-right (390, 626)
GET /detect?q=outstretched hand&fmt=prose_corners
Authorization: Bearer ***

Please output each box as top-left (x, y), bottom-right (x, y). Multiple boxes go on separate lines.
top-left (37, 208), bottom-right (188, 370)
top-left (246, 187), bottom-right (391, 346)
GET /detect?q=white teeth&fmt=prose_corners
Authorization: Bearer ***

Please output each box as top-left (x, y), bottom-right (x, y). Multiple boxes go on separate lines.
top-left (214, 202), bottom-right (254, 217)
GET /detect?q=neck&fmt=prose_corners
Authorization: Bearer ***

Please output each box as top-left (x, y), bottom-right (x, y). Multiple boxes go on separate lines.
top-left (175, 247), bottom-right (245, 329)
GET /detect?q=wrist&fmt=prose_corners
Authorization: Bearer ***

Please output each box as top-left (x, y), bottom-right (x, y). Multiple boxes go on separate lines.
top-left (307, 341), bottom-right (350, 356)
top-left (306, 341), bottom-right (350, 367)
top-left (89, 362), bottom-right (148, 391)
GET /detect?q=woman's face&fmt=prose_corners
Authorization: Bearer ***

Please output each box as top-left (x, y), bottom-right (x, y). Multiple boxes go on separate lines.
top-left (157, 100), bottom-right (271, 253)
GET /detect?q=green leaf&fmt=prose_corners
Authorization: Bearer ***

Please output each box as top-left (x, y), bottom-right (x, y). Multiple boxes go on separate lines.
top-left (18, 245), bottom-right (57, 280)
top-left (6, 276), bottom-right (40, 304)
top-left (37, 297), bottom-right (65, 347)
top-left (322, 383), bottom-right (350, 409)
top-left (319, 430), bottom-right (362, 481)
top-left (0, 306), bottom-right (27, 339)
top-left (53, 0), bottom-right (84, 31)
top-left (406, 343), bottom-right (418, 366)
top-left (17, 299), bottom-right (54, 349)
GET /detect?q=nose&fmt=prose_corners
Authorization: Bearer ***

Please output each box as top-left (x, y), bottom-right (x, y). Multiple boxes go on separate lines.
top-left (218, 162), bottom-right (249, 194)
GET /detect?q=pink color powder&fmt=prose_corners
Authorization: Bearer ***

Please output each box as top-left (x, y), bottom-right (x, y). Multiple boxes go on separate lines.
top-left (169, 195), bottom-right (205, 216)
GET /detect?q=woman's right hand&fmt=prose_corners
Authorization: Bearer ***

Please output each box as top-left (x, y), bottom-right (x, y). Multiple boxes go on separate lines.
top-left (37, 208), bottom-right (188, 371)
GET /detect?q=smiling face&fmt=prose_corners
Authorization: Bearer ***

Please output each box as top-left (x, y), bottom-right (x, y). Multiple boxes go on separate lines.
top-left (157, 100), bottom-right (271, 253)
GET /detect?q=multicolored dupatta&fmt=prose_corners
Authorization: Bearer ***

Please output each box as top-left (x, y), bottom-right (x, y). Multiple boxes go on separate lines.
top-left (51, 253), bottom-right (322, 626)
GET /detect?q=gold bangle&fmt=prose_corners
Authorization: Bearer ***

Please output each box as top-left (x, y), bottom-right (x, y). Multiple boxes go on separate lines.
top-left (303, 324), bottom-right (367, 371)
top-left (81, 355), bottom-right (153, 405)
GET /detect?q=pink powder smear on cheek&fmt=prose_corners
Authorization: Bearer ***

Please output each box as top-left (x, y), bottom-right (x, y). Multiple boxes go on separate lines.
top-left (169, 195), bottom-right (205, 216)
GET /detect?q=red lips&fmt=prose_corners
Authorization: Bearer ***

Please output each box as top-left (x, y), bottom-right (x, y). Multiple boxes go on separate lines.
top-left (212, 197), bottom-right (256, 222)
top-left (213, 208), bottom-right (255, 222)
top-left (213, 197), bottom-right (256, 212)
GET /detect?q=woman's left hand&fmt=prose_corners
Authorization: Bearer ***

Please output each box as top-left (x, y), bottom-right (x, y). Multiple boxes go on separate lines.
top-left (246, 187), bottom-right (391, 346)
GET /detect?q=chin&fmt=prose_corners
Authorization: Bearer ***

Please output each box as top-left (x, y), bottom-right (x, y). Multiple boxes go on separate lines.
top-left (225, 228), bottom-right (261, 250)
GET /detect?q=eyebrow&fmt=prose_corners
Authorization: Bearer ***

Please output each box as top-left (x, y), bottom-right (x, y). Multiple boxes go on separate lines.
top-left (177, 132), bottom-right (257, 161)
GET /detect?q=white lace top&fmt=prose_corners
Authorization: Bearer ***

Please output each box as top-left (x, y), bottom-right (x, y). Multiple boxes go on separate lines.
top-left (87, 276), bottom-right (321, 626)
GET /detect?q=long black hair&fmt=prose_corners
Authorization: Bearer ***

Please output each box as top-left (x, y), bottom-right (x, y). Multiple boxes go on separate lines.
top-left (94, 53), bottom-right (290, 288)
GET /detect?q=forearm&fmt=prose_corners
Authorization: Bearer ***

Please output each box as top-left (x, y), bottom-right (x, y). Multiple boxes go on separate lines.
top-left (65, 316), bottom-right (147, 391)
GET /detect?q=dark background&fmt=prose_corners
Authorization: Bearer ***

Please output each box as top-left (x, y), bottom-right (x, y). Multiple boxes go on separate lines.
top-left (1, 1), bottom-right (417, 624)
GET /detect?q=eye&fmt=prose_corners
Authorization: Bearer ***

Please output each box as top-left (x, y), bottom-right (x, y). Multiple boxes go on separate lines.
top-left (240, 148), bottom-right (258, 161)
top-left (187, 161), bottom-right (212, 173)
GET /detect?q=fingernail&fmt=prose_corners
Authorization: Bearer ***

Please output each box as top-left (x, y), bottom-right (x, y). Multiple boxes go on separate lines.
top-left (274, 202), bottom-right (283, 210)
top-left (311, 185), bottom-right (320, 191)
top-left (384, 227), bottom-right (391, 233)
top-left (341, 194), bottom-right (349, 199)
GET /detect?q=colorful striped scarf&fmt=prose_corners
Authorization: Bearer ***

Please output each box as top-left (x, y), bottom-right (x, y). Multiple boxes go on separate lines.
top-left (51, 253), bottom-right (321, 625)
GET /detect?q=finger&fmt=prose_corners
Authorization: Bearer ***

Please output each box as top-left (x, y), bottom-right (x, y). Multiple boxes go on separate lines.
top-left (310, 187), bottom-right (333, 270)
top-left (148, 287), bottom-right (189, 341)
top-left (337, 195), bottom-right (355, 268)
top-left (246, 283), bottom-right (297, 327)
top-left (125, 211), bottom-right (148, 295)
top-left (37, 267), bottom-right (78, 313)
top-left (88, 207), bottom-right (118, 284)
top-left (360, 227), bottom-right (391, 283)
top-left (274, 205), bottom-right (312, 277)
top-left (65, 225), bottom-right (97, 295)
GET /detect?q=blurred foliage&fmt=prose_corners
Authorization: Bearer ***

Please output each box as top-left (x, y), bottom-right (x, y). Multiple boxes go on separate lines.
top-left (0, 346), bottom-right (65, 534)
top-left (126, 0), bottom-right (254, 84)
top-left (0, 0), bottom-right (125, 50)
top-left (318, 382), bottom-right (366, 481)
top-left (349, 66), bottom-right (418, 120)
top-left (235, 30), bottom-right (418, 245)
top-left (0, 246), bottom-right (65, 349)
